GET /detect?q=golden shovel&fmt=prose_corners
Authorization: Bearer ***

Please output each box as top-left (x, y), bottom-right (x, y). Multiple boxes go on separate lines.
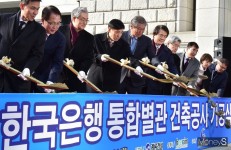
top-left (104, 56), bottom-right (172, 84)
top-left (139, 57), bottom-right (202, 96)
top-left (0, 56), bottom-right (68, 91)
top-left (63, 58), bottom-right (103, 93)
top-left (139, 57), bottom-right (195, 83)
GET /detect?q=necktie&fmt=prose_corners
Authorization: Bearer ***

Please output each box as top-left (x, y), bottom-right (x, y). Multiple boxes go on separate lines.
top-left (19, 21), bottom-right (26, 31)
top-left (46, 34), bottom-right (50, 41)
top-left (130, 37), bottom-right (137, 54)
top-left (155, 45), bottom-right (160, 55)
top-left (109, 40), bottom-right (114, 47)
top-left (16, 21), bottom-right (26, 37)
top-left (183, 58), bottom-right (189, 72)
top-left (211, 70), bottom-right (217, 81)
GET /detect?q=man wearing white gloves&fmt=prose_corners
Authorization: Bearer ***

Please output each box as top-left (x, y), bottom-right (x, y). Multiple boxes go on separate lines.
top-left (58, 7), bottom-right (94, 93)
top-left (31, 6), bottom-right (65, 93)
top-left (118, 16), bottom-right (154, 94)
top-left (86, 19), bottom-right (140, 93)
top-left (146, 25), bottom-right (178, 95)
top-left (0, 0), bottom-right (46, 92)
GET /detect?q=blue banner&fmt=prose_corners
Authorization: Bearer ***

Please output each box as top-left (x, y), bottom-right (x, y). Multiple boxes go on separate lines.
top-left (0, 94), bottom-right (231, 150)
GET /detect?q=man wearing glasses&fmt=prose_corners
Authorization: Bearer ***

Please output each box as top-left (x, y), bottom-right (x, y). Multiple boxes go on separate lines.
top-left (206, 58), bottom-right (229, 97)
top-left (31, 5), bottom-right (66, 93)
top-left (0, 0), bottom-right (46, 92)
top-left (59, 7), bottom-right (94, 93)
top-left (146, 25), bottom-right (178, 95)
top-left (119, 16), bottom-right (154, 94)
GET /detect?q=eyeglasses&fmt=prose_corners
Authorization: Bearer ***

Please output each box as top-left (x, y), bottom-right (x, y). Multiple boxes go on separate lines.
top-left (170, 43), bottom-right (180, 48)
top-left (157, 34), bottom-right (167, 38)
top-left (218, 62), bottom-right (227, 70)
top-left (77, 17), bottom-right (89, 23)
top-left (132, 26), bottom-right (145, 31)
top-left (47, 21), bottom-right (61, 27)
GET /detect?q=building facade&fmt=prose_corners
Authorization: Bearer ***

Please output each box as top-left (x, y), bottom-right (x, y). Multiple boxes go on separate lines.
top-left (0, 0), bottom-right (230, 59)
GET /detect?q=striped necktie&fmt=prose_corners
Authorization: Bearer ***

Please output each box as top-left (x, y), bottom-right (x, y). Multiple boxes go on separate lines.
top-left (19, 21), bottom-right (26, 30)
top-left (155, 45), bottom-right (160, 55)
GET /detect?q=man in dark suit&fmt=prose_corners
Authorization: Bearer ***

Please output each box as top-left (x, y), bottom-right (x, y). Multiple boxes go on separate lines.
top-left (205, 58), bottom-right (229, 97)
top-left (165, 35), bottom-right (182, 95)
top-left (166, 35), bottom-right (181, 73)
top-left (32, 5), bottom-right (66, 93)
top-left (146, 25), bottom-right (178, 95)
top-left (0, 0), bottom-right (46, 93)
top-left (172, 42), bottom-right (200, 96)
top-left (118, 16), bottom-right (154, 94)
top-left (87, 19), bottom-right (141, 93)
top-left (59, 7), bottom-right (94, 93)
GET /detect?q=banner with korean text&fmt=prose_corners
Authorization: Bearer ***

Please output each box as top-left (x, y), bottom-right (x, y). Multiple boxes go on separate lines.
top-left (0, 93), bottom-right (231, 150)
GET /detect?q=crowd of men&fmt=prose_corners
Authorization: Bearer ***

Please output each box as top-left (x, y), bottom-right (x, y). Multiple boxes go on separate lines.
top-left (0, 0), bottom-right (229, 97)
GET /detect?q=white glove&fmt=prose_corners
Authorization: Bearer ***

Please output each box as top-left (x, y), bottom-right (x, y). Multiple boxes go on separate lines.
top-left (155, 64), bottom-right (164, 74)
top-left (187, 85), bottom-right (193, 88)
top-left (77, 71), bottom-right (87, 83)
top-left (173, 82), bottom-right (179, 86)
top-left (17, 68), bottom-right (30, 81)
top-left (44, 81), bottom-right (55, 93)
top-left (187, 85), bottom-right (196, 95)
top-left (134, 66), bottom-right (143, 77)
top-left (101, 54), bottom-right (109, 62)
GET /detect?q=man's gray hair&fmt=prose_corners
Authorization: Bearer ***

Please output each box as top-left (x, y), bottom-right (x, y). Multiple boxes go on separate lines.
top-left (131, 16), bottom-right (147, 27)
top-left (71, 7), bottom-right (88, 19)
top-left (166, 35), bottom-right (181, 44)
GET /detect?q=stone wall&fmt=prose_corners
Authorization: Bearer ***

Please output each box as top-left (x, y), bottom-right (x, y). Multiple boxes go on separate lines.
top-left (37, 0), bottom-right (194, 36)
top-left (0, 0), bottom-right (195, 43)
top-left (1, 0), bottom-right (231, 59)
top-left (80, 0), bottom-right (188, 35)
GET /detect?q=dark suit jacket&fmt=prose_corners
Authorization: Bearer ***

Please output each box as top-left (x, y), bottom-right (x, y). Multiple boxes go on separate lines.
top-left (146, 43), bottom-right (178, 95)
top-left (173, 53), bottom-right (181, 74)
top-left (120, 30), bottom-right (155, 87)
top-left (32, 31), bottom-right (66, 92)
top-left (87, 32), bottom-right (135, 92)
top-left (206, 63), bottom-right (228, 97)
top-left (59, 24), bottom-right (94, 92)
top-left (172, 53), bottom-right (200, 96)
top-left (0, 11), bottom-right (46, 92)
top-left (195, 67), bottom-right (211, 91)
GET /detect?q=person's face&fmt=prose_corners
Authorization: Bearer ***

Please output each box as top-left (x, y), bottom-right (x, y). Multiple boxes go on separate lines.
top-left (153, 29), bottom-right (168, 45)
top-left (216, 61), bottom-right (227, 73)
top-left (42, 13), bottom-right (61, 34)
top-left (168, 41), bottom-right (181, 54)
top-left (108, 27), bottom-right (123, 41)
top-left (20, 1), bottom-right (40, 21)
top-left (130, 24), bottom-right (146, 38)
top-left (201, 60), bottom-right (211, 69)
top-left (72, 12), bottom-right (88, 31)
top-left (186, 46), bottom-right (198, 58)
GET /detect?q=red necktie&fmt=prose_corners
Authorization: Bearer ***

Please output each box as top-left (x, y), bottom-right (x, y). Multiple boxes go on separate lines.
top-left (183, 58), bottom-right (189, 71)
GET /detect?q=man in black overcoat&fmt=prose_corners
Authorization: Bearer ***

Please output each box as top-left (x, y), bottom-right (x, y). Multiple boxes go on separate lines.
top-left (0, 0), bottom-right (46, 92)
